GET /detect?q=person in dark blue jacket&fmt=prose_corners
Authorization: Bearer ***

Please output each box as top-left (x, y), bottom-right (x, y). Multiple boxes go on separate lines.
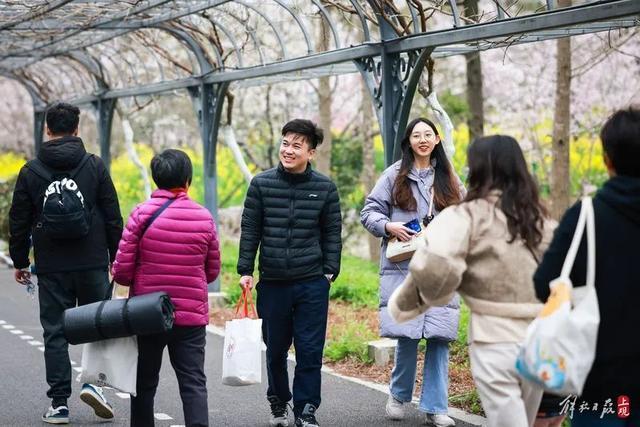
top-left (534, 107), bottom-right (640, 426)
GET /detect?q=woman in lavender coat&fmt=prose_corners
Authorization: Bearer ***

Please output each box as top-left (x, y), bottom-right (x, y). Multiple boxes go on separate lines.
top-left (361, 118), bottom-right (463, 427)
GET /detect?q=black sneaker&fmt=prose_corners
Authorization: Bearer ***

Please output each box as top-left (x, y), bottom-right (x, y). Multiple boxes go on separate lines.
top-left (42, 405), bottom-right (69, 424)
top-left (295, 404), bottom-right (319, 427)
top-left (268, 395), bottom-right (290, 427)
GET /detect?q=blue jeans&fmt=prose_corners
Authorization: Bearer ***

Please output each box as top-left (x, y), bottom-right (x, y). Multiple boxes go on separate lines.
top-left (389, 337), bottom-right (450, 414)
top-left (256, 276), bottom-right (330, 417)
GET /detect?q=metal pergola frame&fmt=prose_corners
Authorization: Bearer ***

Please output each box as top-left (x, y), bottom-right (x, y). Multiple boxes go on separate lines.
top-left (2, 0), bottom-right (639, 215)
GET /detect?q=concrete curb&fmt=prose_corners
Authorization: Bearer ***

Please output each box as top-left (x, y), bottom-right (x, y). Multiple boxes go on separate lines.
top-left (206, 324), bottom-right (486, 426)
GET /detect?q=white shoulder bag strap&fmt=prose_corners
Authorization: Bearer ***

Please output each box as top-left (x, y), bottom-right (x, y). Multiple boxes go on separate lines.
top-left (559, 197), bottom-right (596, 290)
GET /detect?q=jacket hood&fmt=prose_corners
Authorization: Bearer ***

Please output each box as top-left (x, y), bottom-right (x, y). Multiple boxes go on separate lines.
top-left (598, 175), bottom-right (640, 225)
top-left (38, 136), bottom-right (87, 170)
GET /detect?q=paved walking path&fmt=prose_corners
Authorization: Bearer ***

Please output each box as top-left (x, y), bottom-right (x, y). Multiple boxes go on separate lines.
top-left (0, 266), bottom-right (484, 426)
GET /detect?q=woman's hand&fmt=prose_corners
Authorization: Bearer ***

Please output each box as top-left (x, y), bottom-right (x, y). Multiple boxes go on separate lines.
top-left (385, 222), bottom-right (417, 242)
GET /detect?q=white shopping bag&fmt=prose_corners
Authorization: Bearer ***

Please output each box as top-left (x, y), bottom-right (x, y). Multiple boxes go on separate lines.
top-left (222, 288), bottom-right (263, 386)
top-left (80, 336), bottom-right (138, 395)
top-left (222, 317), bottom-right (263, 386)
top-left (516, 197), bottom-right (600, 396)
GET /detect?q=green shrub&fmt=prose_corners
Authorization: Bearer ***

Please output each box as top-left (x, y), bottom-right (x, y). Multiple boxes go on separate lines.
top-left (111, 144), bottom-right (249, 219)
top-left (324, 320), bottom-right (377, 363)
top-left (0, 177), bottom-right (17, 243)
top-left (451, 301), bottom-right (471, 360)
top-left (329, 254), bottom-right (379, 308)
top-left (449, 389), bottom-right (483, 415)
top-left (219, 240), bottom-right (256, 308)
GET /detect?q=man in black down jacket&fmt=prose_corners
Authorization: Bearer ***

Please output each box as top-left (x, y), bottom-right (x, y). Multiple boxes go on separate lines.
top-left (237, 119), bottom-right (342, 427)
top-left (9, 102), bottom-right (123, 424)
top-left (534, 107), bottom-right (640, 425)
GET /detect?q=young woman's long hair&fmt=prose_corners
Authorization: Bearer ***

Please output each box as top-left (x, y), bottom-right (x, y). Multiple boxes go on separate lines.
top-left (393, 118), bottom-right (461, 211)
top-left (465, 135), bottom-right (547, 250)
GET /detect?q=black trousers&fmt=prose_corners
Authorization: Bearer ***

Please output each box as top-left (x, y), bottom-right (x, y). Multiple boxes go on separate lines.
top-left (38, 269), bottom-right (110, 404)
top-left (257, 276), bottom-right (330, 417)
top-left (131, 326), bottom-right (208, 427)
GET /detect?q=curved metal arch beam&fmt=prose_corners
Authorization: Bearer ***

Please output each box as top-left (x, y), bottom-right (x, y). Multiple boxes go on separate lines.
top-left (156, 24), bottom-right (215, 74)
top-left (25, 60), bottom-right (83, 97)
top-left (0, 71), bottom-right (47, 109)
top-left (93, 44), bottom-right (141, 88)
top-left (366, 0), bottom-right (401, 40)
top-left (348, 0), bottom-right (372, 42)
top-left (221, 10), bottom-right (266, 65)
top-left (310, 0), bottom-right (342, 49)
top-left (203, 16), bottom-right (244, 68)
top-left (64, 51), bottom-right (109, 91)
top-left (18, 66), bottom-right (62, 101)
top-left (0, 0), bottom-right (74, 31)
top-left (406, 1), bottom-right (420, 33)
top-left (232, 0), bottom-right (289, 59)
top-left (3, 0), bottom-right (175, 57)
top-left (107, 31), bottom-right (178, 85)
top-left (157, 28), bottom-right (209, 75)
top-left (270, 0), bottom-right (313, 54)
top-left (125, 26), bottom-right (215, 81)
top-left (449, 0), bottom-right (461, 27)
top-left (66, 51), bottom-right (107, 85)
top-left (120, 35), bottom-right (167, 83)
top-left (51, 58), bottom-right (93, 93)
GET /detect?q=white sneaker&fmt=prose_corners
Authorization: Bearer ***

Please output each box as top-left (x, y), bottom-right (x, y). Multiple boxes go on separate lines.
top-left (79, 383), bottom-right (114, 419)
top-left (385, 395), bottom-right (405, 420)
top-left (425, 413), bottom-right (456, 427)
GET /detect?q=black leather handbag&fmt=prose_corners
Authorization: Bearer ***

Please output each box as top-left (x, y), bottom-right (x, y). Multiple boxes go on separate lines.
top-left (63, 198), bottom-right (177, 344)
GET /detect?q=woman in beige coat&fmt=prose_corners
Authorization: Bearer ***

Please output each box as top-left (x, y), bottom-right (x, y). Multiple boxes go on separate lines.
top-left (389, 135), bottom-right (555, 427)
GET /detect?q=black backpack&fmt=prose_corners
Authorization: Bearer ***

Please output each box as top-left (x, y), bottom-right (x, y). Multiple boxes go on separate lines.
top-left (27, 153), bottom-right (93, 240)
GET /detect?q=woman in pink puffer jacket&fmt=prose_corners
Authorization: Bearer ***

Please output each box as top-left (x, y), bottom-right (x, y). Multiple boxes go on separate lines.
top-left (112, 149), bottom-right (220, 427)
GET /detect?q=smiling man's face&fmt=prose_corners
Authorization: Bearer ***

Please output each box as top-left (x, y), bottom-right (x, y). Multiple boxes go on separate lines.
top-left (279, 132), bottom-right (315, 174)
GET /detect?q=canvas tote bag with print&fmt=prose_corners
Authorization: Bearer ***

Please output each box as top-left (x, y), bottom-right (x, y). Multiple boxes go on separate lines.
top-left (79, 282), bottom-right (138, 395)
top-left (80, 335), bottom-right (138, 395)
top-left (516, 197), bottom-right (600, 395)
top-left (222, 287), bottom-right (263, 386)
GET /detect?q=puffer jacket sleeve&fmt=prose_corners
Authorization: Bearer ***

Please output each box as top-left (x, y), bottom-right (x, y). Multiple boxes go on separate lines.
top-left (360, 172), bottom-right (393, 238)
top-left (9, 166), bottom-right (34, 270)
top-left (321, 183), bottom-right (342, 278)
top-left (388, 205), bottom-right (471, 323)
top-left (237, 177), bottom-right (263, 276)
top-left (112, 206), bottom-right (144, 286)
top-left (205, 218), bottom-right (221, 283)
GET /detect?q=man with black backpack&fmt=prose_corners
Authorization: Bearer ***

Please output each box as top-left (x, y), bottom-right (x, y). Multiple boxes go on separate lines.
top-left (9, 102), bottom-right (123, 424)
